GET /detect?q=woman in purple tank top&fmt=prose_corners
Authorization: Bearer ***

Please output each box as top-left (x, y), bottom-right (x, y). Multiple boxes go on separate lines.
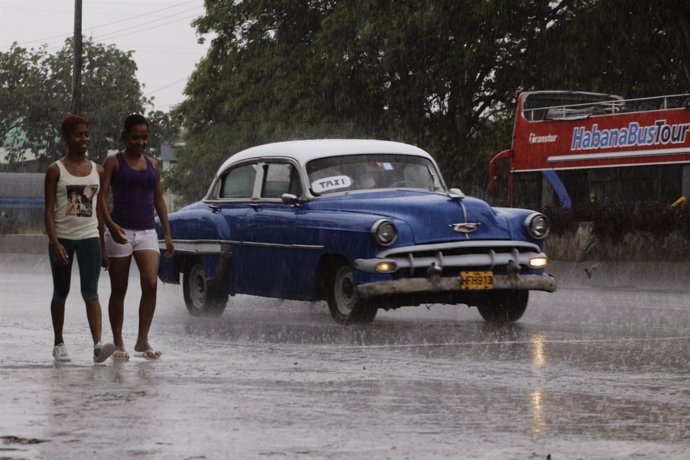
top-left (99, 114), bottom-right (174, 360)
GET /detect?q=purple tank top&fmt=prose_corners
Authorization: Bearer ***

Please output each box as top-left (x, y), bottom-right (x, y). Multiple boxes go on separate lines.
top-left (111, 153), bottom-right (157, 230)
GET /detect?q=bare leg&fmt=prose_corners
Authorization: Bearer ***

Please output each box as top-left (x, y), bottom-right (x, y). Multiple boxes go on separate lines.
top-left (51, 301), bottom-right (65, 346)
top-left (132, 250), bottom-right (160, 355)
top-left (108, 256), bottom-right (132, 352)
top-left (84, 298), bottom-right (102, 345)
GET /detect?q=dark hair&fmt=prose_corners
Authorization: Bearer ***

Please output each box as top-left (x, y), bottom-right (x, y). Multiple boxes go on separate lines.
top-left (122, 113), bottom-right (149, 134)
top-left (60, 114), bottom-right (89, 138)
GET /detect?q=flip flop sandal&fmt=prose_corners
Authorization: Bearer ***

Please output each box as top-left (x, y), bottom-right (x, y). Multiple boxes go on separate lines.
top-left (134, 349), bottom-right (161, 360)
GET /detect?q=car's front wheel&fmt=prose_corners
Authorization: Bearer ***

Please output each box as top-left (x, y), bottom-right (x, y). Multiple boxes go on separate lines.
top-left (183, 262), bottom-right (228, 317)
top-left (476, 290), bottom-right (528, 323)
top-left (327, 265), bottom-right (377, 325)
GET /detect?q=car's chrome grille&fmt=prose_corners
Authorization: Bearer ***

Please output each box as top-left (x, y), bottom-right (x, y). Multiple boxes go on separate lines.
top-left (377, 240), bottom-right (540, 259)
top-left (356, 240), bottom-right (545, 275)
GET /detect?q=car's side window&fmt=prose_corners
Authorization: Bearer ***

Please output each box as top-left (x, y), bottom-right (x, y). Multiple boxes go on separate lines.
top-left (261, 163), bottom-right (300, 198)
top-left (220, 163), bottom-right (258, 199)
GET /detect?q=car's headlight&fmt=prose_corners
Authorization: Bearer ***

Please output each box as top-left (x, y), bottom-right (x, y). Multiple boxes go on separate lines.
top-left (524, 213), bottom-right (550, 239)
top-left (529, 256), bottom-right (548, 268)
top-left (371, 219), bottom-right (398, 246)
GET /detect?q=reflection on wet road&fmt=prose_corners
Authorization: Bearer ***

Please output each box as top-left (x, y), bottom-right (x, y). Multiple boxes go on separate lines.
top-left (0, 254), bottom-right (688, 459)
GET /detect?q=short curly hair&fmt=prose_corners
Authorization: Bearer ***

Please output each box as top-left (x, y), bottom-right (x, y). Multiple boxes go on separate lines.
top-left (122, 113), bottom-right (149, 133)
top-left (60, 114), bottom-right (89, 138)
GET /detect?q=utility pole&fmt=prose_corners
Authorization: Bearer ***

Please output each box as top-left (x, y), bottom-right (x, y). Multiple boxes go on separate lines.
top-left (71, 0), bottom-right (82, 114)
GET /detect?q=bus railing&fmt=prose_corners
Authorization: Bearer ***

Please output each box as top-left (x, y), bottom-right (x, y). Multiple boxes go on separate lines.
top-left (523, 93), bottom-right (690, 121)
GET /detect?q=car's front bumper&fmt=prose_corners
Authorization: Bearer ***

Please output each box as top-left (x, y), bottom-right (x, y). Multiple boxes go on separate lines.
top-left (356, 273), bottom-right (557, 298)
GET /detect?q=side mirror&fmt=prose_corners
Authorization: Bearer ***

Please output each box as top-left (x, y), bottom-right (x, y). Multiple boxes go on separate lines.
top-left (281, 193), bottom-right (301, 205)
top-left (448, 188), bottom-right (465, 200)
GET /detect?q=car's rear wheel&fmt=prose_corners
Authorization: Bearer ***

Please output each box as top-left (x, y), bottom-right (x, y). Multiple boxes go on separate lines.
top-left (183, 262), bottom-right (228, 317)
top-left (476, 290), bottom-right (528, 323)
top-left (327, 265), bottom-right (377, 325)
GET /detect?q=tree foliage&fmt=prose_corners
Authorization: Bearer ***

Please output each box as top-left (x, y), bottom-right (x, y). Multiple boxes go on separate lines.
top-left (170, 0), bottom-right (690, 203)
top-left (173, 0), bottom-right (554, 200)
top-left (531, 0), bottom-right (690, 96)
top-left (0, 45), bottom-right (64, 166)
top-left (0, 38), bottom-right (177, 170)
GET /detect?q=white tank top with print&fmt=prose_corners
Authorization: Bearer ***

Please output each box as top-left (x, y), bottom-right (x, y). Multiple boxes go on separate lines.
top-left (54, 160), bottom-right (100, 240)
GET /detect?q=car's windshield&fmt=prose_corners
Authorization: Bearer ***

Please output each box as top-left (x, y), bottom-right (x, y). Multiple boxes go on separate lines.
top-left (306, 154), bottom-right (445, 195)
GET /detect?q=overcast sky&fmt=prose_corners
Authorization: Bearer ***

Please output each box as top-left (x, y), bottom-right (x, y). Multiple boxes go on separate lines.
top-left (0, 0), bottom-right (210, 111)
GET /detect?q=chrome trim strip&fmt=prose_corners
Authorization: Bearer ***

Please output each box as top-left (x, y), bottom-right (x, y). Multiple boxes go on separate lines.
top-left (159, 240), bottom-right (231, 254)
top-left (355, 251), bottom-right (547, 273)
top-left (240, 241), bottom-right (323, 250)
top-left (160, 239), bottom-right (323, 253)
top-left (459, 200), bottom-right (469, 240)
top-left (376, 240), bottom-right (541, 258)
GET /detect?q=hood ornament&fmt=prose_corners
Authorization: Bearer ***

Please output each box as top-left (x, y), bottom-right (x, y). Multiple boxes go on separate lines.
top-left (450, 222), bottom-right (479, 233)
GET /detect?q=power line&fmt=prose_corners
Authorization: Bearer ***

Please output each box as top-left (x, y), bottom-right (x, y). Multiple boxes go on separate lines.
top-left (152, 102), bottom-right (179, 110)
top-left (0, 0), bottom-right (203, 51)
top-left (93, 7), bottom-right (202, 42)
top-left (120, 46), bottom-right (203, 52)
top-left (84, 0), bottom-right (201, 40)
top-left (39, 14), bottom-right (201, 53)
top-left (144, 77), bottom-right (188, 96)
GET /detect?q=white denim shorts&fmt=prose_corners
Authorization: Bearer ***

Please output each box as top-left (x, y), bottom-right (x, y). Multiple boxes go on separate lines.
top-left (105, 228), bottom-right (159, 258)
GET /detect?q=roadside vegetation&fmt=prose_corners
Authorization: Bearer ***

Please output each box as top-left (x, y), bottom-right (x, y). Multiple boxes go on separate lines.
top-left (544, 200), bottom-right (690, 239)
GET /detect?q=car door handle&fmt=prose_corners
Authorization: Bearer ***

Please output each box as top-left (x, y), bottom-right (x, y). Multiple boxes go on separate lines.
top-left (208, 204), bottom-right (221, 213)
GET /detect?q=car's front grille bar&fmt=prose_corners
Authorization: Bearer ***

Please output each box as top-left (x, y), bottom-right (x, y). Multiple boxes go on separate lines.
top-left (377, 240), bottom-right (540, 258)
top-left (356, 240), bottom-right (544, 274)
top-left (387, 249), bottom-right (539, 271)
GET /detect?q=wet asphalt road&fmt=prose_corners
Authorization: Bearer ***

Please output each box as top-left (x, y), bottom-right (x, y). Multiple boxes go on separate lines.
top-left (0, 254), bottom-right (688, 459)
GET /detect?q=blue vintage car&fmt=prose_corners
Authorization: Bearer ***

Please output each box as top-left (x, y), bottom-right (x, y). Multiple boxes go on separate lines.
top-left (157, 139), bottom-right (556, 324)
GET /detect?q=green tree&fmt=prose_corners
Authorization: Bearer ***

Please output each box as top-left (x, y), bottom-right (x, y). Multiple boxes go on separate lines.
top-left (312, 1), bottom-right (572, 186)
top-left (0, 45), bottom-right (64, 166)
top-left (173, 0), bottom-right (565, 202)
top-left (0, 38), bottom-right (177, 170)
top-left (527, 0), bottom-right (690, 96)
top-left (147, 110), bottom-right (179, 154)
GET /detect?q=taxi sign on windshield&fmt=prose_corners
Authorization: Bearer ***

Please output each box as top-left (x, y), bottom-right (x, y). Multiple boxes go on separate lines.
top-left (311, 175), bottom-right (352, 194)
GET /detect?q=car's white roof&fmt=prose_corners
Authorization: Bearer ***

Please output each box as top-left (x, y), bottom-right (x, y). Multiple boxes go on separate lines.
top-left (217, 139), bottom-right (432, 174)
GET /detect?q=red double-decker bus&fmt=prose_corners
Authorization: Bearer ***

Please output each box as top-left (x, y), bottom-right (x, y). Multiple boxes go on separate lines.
top-left (489, 91), bottom-right (690, 208)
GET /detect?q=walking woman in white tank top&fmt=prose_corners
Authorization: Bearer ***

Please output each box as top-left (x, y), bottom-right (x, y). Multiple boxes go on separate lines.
top-left (44, 115), bottom-right (115, 364)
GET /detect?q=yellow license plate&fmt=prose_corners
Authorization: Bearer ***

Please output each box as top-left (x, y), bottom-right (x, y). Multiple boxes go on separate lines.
top-left (460, 271), bottom-right (494, 290)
